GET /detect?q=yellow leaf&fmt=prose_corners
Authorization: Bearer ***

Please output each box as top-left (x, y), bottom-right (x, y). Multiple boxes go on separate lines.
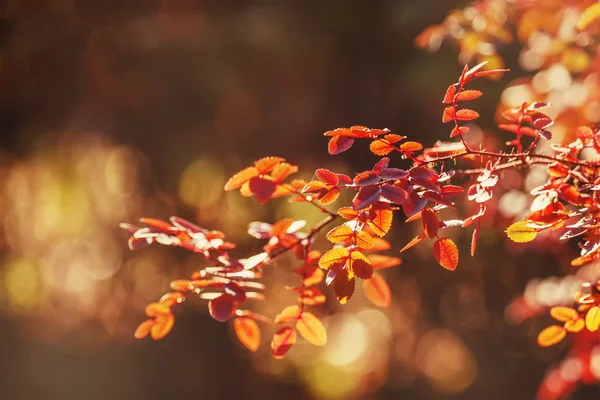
top-left (296, 312), bottom-right (327, 346)
top-left (577, 2), bottom-right (600, 30)
top-left (506, 221), bottom-right (537, 243)
top-left (318, 248), bottom-right (349, 270)
top-left (586, 306), bottom-right (600, 331)
top-left (537, 325), bottom-right (566, 347)
top-left (550, 306), bottom-right (578, 322)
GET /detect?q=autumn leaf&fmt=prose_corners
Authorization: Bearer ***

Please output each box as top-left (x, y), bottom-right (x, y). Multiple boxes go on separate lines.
top-left (348, 251), bottom-right (373, 280)
top-left (363, 273), bottom-right (391, 308)
top-left (328, 136), bottom-right (354, 155)
top-left (354, 230), bottom-right (375, 249)
top-left (370, 138), bottom-right (396, 156)
top-left (367, 202), bottom-right (393, 237)
top-left (209, 294), bottom-right (236, 323)
top-left (506, 221), bottom-right (537, 243)
top-left (455, 90), bottom-right (483, 102)
top-left (433, 237), bottom-right (459, 271)
top-left (254, 157), bottom-right (285, 174)
top-left (134, 319), bottom-right (154, 339)
top-left (296, 312), bottom-right (327, 346)
top-left (421, 207), bottom-right (439, 238)
top-left (455, 109), bottom-right (480, 121)
top-left (586, 306), bottom-right (600, 331)
top-left (368, 254), bottom-right (402, 270)
top-left (550, 306), bottom-right (578, 322)
top-left (333, 268), bottom-right (355, 304)
top-left (319, 248), bottom-right (350, 270)
top-left (442, 85), bottom-right (457, 104)
top-left (249, 177), bottom-right (277, 203)
top-left (224, 166), bottom-right (259, 191)
top-left (326, 225), bottom-right (353, 243)
top-left (151, 314), bottom-right (175, 340)
top-left (274, 305), bottom-right (302, 323)
top-left (537, 325), bottom-right (567, 347)
top-left (577, 2), bottom-right (600, 30)
top-left (271, 326), bottom-right (297, 359)
top-left (234, 317), bottom-right (261, 352)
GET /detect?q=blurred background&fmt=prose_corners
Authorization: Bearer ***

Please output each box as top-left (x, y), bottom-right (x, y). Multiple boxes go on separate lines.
top-left (0, 0), bottom-right (599, 399)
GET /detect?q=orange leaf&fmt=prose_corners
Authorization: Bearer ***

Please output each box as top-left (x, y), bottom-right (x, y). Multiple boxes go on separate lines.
top-left (564, 319), bottom-right (585, 333)
top-left (442, 106), bottom-right (455, 123)
top-left (224, 166), bottom-right (259, 191)
top-left (421, 207), bottom-right (439, 238)
top-left (249, 177), bottom-right (277, 203)
top-left (170, 279), bottom-right (191, 292)
top-left (254, 156), bottom-right (285, 174)
top-left (159, 292), bottom-right (186, 307)
top-left (319, 248), bottom-right (349, 270)
top-left (455, 109), bottom-right (479, 121)
top-left (296, 312), bottom-right (327, 346)
top-left (234, 317), bottom-right (261, 352)
top-left (145, 302), bottom-right (171, 318)
top-left (442, 85), bottom-right (457, 104)
top-left (450, 126), bottom-right (469, 138)
top-left (299, 287), bottom-right (327, 305)
top-left (209, 294), bottom-right (236, 323)
top-left (355, 230), bottom-right (375, 249)
top-left (140, 218), bottom-right (173, 231)
top-left (319, 187), bottom-right (341, 205)
top-left (550, 306), bottom-right (578, 322)
top-left (134, 319), bottom-right (154, 339)
top-left (363, 273), bottom-right (391, 308)
top-left (399, 141), bottom-right (423, 153)
top-left (367, 202), bottom-right (393, 237)
top-left (326, 225), bottom-right (354, 243)
top-left (315, 169), bottom-right (339, 185)
top-left (370, 139), bottom-right (395, 156)
top-left (585, 306), bottom-right (600, 331)
top-left (537, 325), bottom-right (566, 347)
top-left (400, 232), bottom-right (426, 252)
top-left (433, 237), bottom-right (459, 271)
top-left (274, 305), bottom-right (302, 323)
top-left (367, 254), bottom-right (402, 270)
top-left (271, 326), bottom-right (297, 359)
top-left (333, 268), bottom-right (355, 304)
top-left (151, 314), bottom-right (175, 340)
top-left (338, 207), bottom-right (358, 220)
top-left (455, 90), bottom-right (483, 102)
top-left (271, 162), bottom-right (298, 183)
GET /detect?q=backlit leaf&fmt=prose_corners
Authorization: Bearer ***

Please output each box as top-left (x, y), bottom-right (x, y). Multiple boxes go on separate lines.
top-left (151, 314), bottom-right (175, 340)
top-left (326, 225), bottom-right (353, 243)
top-left (399, 141), bottom-right (423, 153)
top-left (353, 186), bottom-right (383, 210)
top-left (550, 306), bottom-right (578, 322)
top-left (275, 305), bottom-right (302, 324)
top-left (145, 302), bottom-right (171, 318)
top-left (315, 169), bottom-right (339, 185)
top-left (370, 138), bottom-right (396, 156)
top-left (421, 207), bottom-right (439, 238)
top-left (506, 221), bottom-right (537, 243)
top-left (271, 163), bottom-right (298, 183)
top-left (254, 157), bottom-right (285, 174)
top-left (319, 187), bottom-right (341, 204)
top-left (442, 85), bottom-right (457, 104)
top-left (442, 106), bottom-right (455, 123)
top-left (455, 109), bottom-right (479, 121)
top-left (338, 207), bottom-right (358, 220)
top-left (564, 319), bottom-right (585, 333)
top-left (368, 254), bottom-right (402, 270)
top-left (234, 317), bottom-right (261, 352)
top-left (433, 237), bottom-right (459, 271)
top-left (456, 90), bottom-right (483, 102)
top-left (367, 202), bottom-right (393, 237)
top-left (271, 326), bottom-right (297, 359)
top-left (355, 230), bottom-right (375, 249)
top-left (134, 319), bottom-right (154, 339)
top-left (319, 248), bottom-right (349, 270)
top-left (363, 273), bottom-right (391, 308)
top-left (296, 312), bottom-right (327, 346)
top-left (577, 2), bottom-right (600, 30)
top-left (537, 325), bottom-right (566, 347)
top-left (586, 306), bottom-right (600, 331)
top-left (400, 232), bottom-right (426, 252)
top-left (224, 166), bottom-right (259, 191)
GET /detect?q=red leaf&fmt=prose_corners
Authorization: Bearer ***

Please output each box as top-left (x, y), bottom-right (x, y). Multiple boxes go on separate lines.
top-left (433, 237), bottom-right (459, 271)
top-left (328, 136), bottom-right (354, 155)
top-left (271, 326), bottom-right (297, 359)
top-left (455, 109), bottom-right (480, 121)
top-left (450, 126), bottom-right (469, 138)
top-left (363, 273), bottom-right (391, 308)
top-left (209, 294), bottom-right (236, 322)
top-left (319, 187), bottom-right (341, 204)
top-left (370, 138), bottom-right (396, 156)
top-left (225, 166), bottom-right (260, 191)
top-left (315, 169), bottom-right (339, 185)
top-left (456, 90), bottom-right (483, 102)
top-left (349, 251), bottom-right (373, 280)
top-left (462, 61), bottom-right (487, 83)
top-left (353, 186), bottom-right (383, 210)
top-left (381, 184), bottom-right (410, 204)
top-left (271, 163), bottom-right (298, 183)
top-left (249, 177), bottom-right (277, 203)
top-left (333, 268), bottom-right (355, 304)
top-left (421, 207), bottom-right (439, 238)
top-left (442, 106), bottom-right (455, 123)
top-left (442, 85), bottom-right (457, 104)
